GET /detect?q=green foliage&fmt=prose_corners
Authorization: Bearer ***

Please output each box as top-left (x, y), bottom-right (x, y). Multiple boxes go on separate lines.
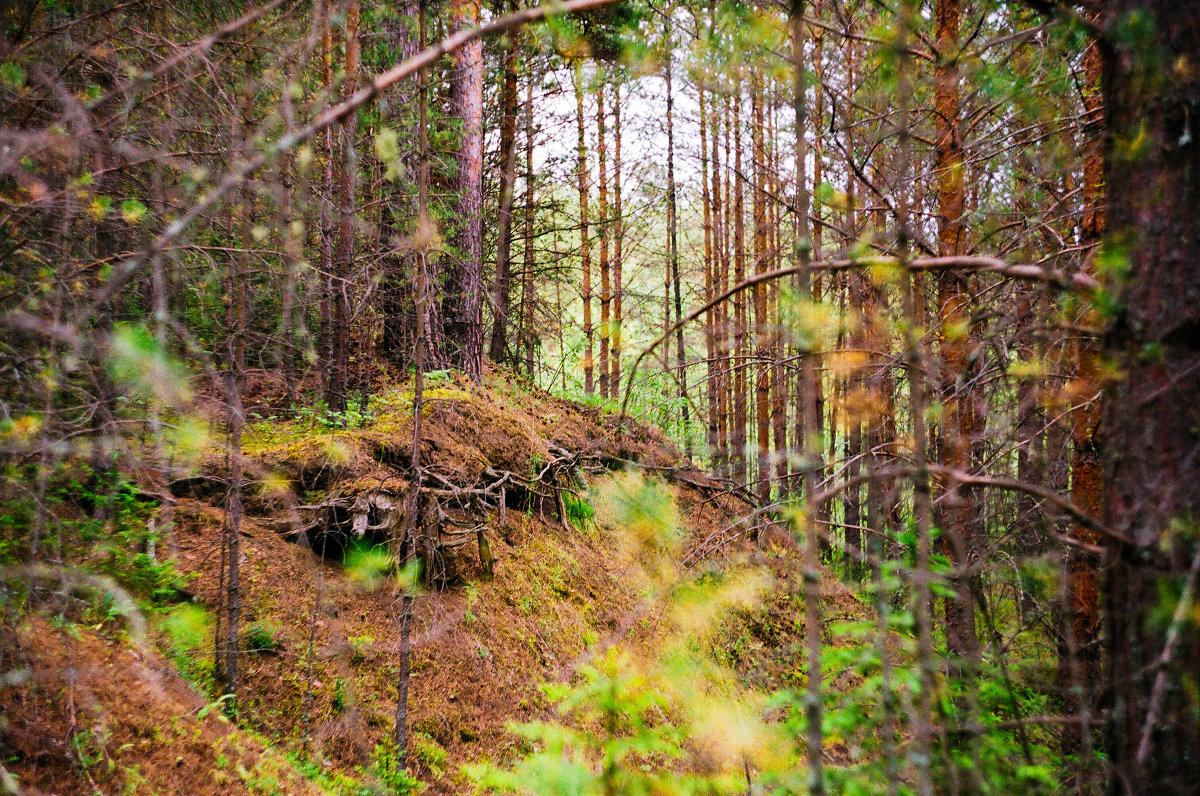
top-left (562, 490), bottom-right (595, 531)
top-left (468, 648), bottom-right (724, 795)
top-left (244, 621), bottom-right (283, 654)
top-left (331, 677), bottom-right (347, 713)
top-left (536, 3), bottom-right (644, 64)
top-left (294, 401), bottom-right (376, 431)
top-left (0, 60), bottom-right (27, 89)
top-left (344, 539), bottom-right (395, 589)
top-left (106, 322), bottom-right (191, 409)
top-left (70, 725), bottom-right (112, 773)
top-left (411, 732), bottom-right (447, 777)
top-left (372, 740), bottom-right (424, 794)
top-left (160, 603), bottom-right (215, 690)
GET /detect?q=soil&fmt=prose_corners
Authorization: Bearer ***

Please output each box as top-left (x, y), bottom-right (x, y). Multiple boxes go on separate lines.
top-left (1, 617), bottom-right (324, 795)
top-left (3, 373), bottom-right (870, 794)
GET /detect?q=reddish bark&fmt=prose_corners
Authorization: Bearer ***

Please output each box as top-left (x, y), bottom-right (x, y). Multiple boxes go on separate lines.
top-left (933, 0), bottom-right (979, 665)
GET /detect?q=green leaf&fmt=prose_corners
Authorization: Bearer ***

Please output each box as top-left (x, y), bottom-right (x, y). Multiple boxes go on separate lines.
top-left (120, 198), bottom-right (148, 224)
top-left (1, 61), bottom-right (26, 89)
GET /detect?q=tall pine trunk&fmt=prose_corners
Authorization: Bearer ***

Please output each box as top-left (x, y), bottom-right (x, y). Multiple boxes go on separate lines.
top-left (751, 73), bottom-right (770, 504)
top-left (665, 25), bottom-right (689, 455)
top-left (933, 0), bottom-right (979, 667)
top-left (597, 85), bottom-right (610, 399)
top-left (488, 16), bottom-right (520, 365)
top-left (611, 84), bottom-right (623, 396)
top-left (520, 71), bottom-right (538, 378)
top-left (1098, 2), bottom-right (1200, 789)
top-left (446, 0), bottom-right (484, 378)
top-left (574, 64), bottom-right (593, 394)
top-left (731, 83), bottom-right (747, 487)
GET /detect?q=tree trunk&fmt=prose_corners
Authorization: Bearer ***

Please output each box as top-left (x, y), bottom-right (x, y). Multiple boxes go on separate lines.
top-left (714, 88), bottom-right (729, 481)
top-left (790, 2), bottom-right (823, 788)
top-left (700, 86), bottom-right (719, 475)
top-left (933, 0), bottom-right (979, 667)
top-left (1098, 2), bottom-right (1200, 789)
top-left (446, 0), bottom-right (484, 379)
top-left (1060, 31), bottom-right (1105, 766)
top-left (319, 0), bottom-right (336, 403)
top-left (597, 84), bottom-right (610, 399)
top-left (611, 83), bottom-right (624, 399)
top-left (751, 72), bottom-right (770, 504)
top-left (397, 5), bottom-right (431, 754)
top-left (573, 63), bottom-right (593, 394)
top-left (520, 70), bottom-right (538, 378)
top-left (327, 0), bottom-right (359, 414)
top-left (488, 15), bottom-right (520, 365)
top-left (731, 83), bottom-right (747, 488)
top-left (665, 23), bottom-right (689, 456)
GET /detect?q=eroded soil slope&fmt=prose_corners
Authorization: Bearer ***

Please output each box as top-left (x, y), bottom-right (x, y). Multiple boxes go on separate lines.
top-left (3, 373), bottom-right (867, 794)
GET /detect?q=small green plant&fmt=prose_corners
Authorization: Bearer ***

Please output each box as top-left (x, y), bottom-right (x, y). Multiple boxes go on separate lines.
top-left (244, 622), bottom-right (283, 654)
top-left (410, 732), bottom-right (447, 778)
top-left (372, 740), bottom-right (424, 794)
top-left (561, 491), bottom-right (595, 531)
top-left (70, 726), bottom-right (111, 772)
top-left (348, 634), bottom-right (375, 664)
top-left (467, 648), bottom-right (716, 794)
top-left (331, 677), bottom-right (347, 713)
top-left (159, 603), bottom-right (216, 693)
top-left (294, 401), bottom-right (376, 430)
top-left (344, 539), bottom-right (395, 589)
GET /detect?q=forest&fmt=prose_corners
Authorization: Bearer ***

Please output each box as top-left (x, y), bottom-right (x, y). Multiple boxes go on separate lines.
top-left (0, 0), bottom-right (1197, 793)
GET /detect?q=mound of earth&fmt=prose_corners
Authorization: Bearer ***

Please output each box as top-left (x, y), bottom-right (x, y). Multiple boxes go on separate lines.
top-left (1, 616), bottom-right (323, 795)
top-left (4, 373), bottom-right (873, 794)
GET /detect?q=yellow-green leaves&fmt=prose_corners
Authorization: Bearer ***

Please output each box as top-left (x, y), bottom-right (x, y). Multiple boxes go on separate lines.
top-left (121, 198), bottom-right (148, 224)
top-left (1, 61), bottom-right (26, 89)
top-left (781, 290), bottom-right (842, 353)
top-left (374, 128), bottom-right (404, 182)
top-left (106, 323), bottom-right (191, 409)
top-left (88, 195), bottom-right (113, 221)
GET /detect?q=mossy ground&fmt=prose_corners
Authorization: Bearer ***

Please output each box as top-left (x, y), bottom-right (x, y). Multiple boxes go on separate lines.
top-left (3, 372), bottom-right (863, 794)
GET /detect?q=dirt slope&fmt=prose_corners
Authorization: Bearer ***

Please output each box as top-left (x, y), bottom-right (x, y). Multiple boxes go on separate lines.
top-left (1, 616), bottom-right (324, 795)
top-left (3, 373), bottom-right (869, 794)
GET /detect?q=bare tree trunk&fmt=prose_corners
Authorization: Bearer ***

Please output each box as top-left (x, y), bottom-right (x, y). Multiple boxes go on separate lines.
top-left (1059, 29), bottom-right (1104, 768)
top-left (769, 92), bottom-right (787, 495)
top-left (521, 71), bottom-right (537, 378)
top-left (933, 0), bottom-right (979, 669)
top-left (446, 0), bottom-right (484, 379)
top-left (221, 154), bottom-right (253, 705)
top-left (319, 0), bottom-right (336, 401)
top-left (395, 0), bottom-right (430, 760)
top-left (664, 22), bottom-right (689, 456)
top-left (713, 85), bottom-right (729, 480)
top-left (611, 82), bottom-right (624, 398)
top-left (573, 63), bottom-right (593, 394)
top-left (895, 2), bottom-right (935, 790)
top-left (789, 2), bottom-right (823, 789)
top-left (732, 83), bottom-right (747, 487)
top-left (700, 86), bottom-right (719, 475)
top-left (325, 0), bottom-right (358, 414)
top-left (751, 72), bottom-right (770, 504)
top-left (488, 12), bottom-right (520, 365)
top-left (597, 84), bottom-right (610, 399)
top-left (1099, 2), bottom-right (1200, 788)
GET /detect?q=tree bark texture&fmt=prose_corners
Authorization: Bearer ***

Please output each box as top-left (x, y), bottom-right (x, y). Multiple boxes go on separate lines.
top-left (1099, 3), bottom-right (1200, 790)
top-left (446, 0), bottom-right (484, 378)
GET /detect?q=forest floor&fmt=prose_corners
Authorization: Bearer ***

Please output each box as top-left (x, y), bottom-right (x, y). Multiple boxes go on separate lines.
top-left (3, 371), bottom-right (872, 794)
